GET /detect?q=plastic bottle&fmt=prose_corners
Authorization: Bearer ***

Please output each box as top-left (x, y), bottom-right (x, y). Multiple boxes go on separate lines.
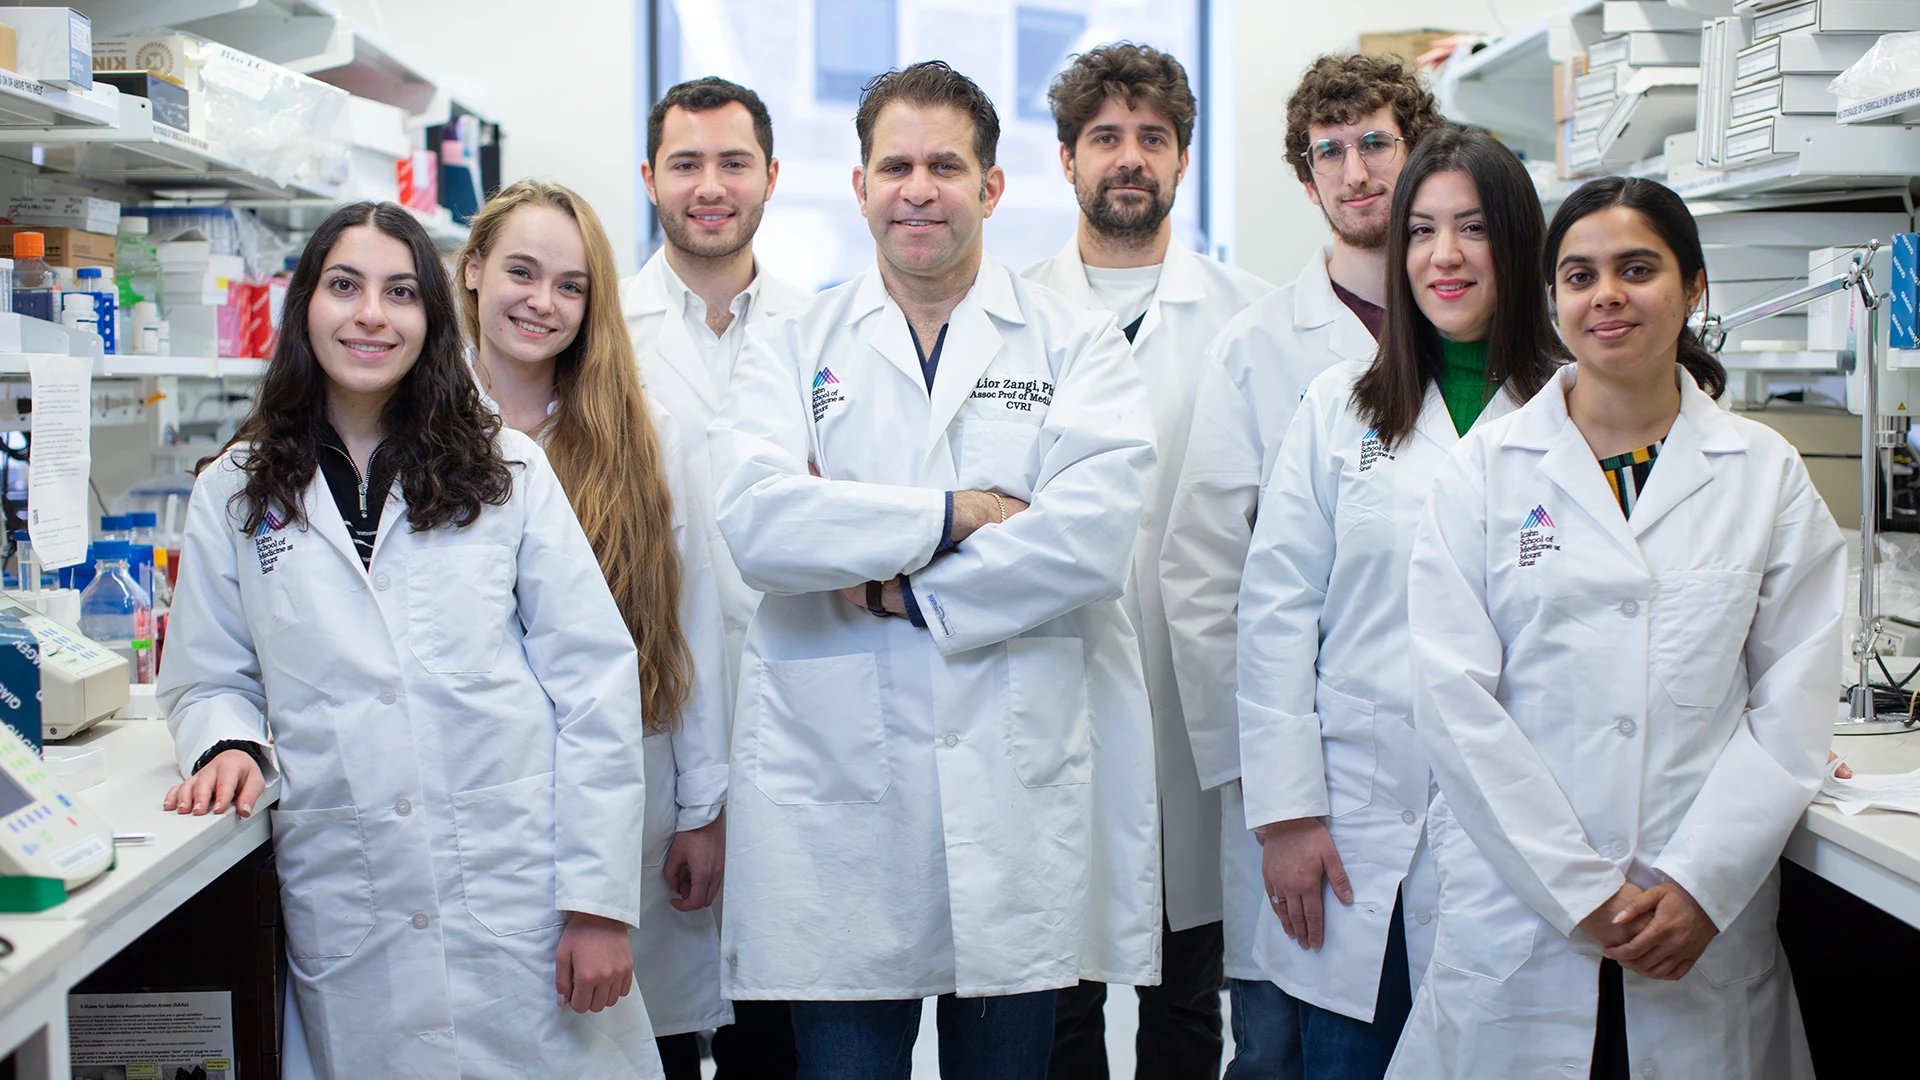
top-left (11, 232), bottom-right (57, 323)
top-left (78, 539), bottom-right (154, 684)
top-left (130, 300), bottom-right (162, 355)
top-left (114, 216), bottom-right (162, 311)
top-left (128, 511), bottom-right (168, 608)
top-left (75, 266), bottom-right (117, 353)
top-left (61, 292), bottom-right (98, 340)
top-left (11, 530), bottom-right (38, 595)
top-left (0, 257), bottom-right (13, 314)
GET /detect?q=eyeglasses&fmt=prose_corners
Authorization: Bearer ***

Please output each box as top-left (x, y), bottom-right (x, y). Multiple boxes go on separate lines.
top-left (1301, 131), bottom-right (1405, 176)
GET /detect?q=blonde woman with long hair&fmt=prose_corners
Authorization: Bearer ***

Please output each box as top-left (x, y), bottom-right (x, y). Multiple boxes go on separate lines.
top-left (458, 179), bottom-right (732, 1079)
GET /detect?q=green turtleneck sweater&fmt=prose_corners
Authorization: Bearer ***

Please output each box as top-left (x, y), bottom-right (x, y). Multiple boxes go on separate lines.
top-left (1438, 338), bottom-right (1494, 437)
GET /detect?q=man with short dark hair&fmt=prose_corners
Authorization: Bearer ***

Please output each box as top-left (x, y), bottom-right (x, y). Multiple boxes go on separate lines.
top-left (1023, 41), bottom-right (1274, 1080)
top-left (1160, 53), bottom-right (1446, 1080)
top-left (621, 74), bottom-right (810, 1080)
top-left (711, 61), bottom-right (1160, 1079)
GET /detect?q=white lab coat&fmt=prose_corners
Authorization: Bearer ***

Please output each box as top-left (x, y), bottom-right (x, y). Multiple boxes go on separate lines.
top-left (622, 250), bottom-right (812, 677)
top-left (1023, 233), bottom-right (1272, 933)
top-left (159, 430), bottom-right (664, 1079)
top-left (483, 386), bottom-right (735, 1037)
top-left (1389, 364), bottom-right (1841, 1080)
top-left (1238, 360), bottom-right (1521, 1020)
top-left (1160, 248), bottom-right (1375, 978)
top-left (711, 256), bottom-right (1162, 998)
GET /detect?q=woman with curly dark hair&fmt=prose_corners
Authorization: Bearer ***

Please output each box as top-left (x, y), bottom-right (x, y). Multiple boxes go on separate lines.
top-left (155, 202), bottom-right (668, 1079)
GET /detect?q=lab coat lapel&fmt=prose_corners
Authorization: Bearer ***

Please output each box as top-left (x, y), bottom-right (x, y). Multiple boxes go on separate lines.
top-left (1528, 369), bottom-right (1644, 563)
top-left (1295, 248), bottom-right (1377, 362)
top-left (302, 470), bottom-right (372, 580)
top-left (1132, 243), bottom-right (1206, 351)
top-left (633, 254), bottom-right (722, 414)
top-left (1411, 381), bottom-right (1460, 453)
top-left (925, 259), bottom-right (1023, 442)
top-left (1625, 372), bottom-right (1740, 538)
top-left (853, 269), bottom-right (930, 396)
top-left (1035, 234), bottom-right (1096, 307)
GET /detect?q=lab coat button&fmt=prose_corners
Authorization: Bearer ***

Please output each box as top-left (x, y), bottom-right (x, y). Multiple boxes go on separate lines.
top-left (378, 688), bottom-right (396, 705)
top-left (1401, 809), bottom-right (1417, 825)
top-left (394, 798), bottom-right (412, 817)
top-left (1620, 599), bottom-right (1639, 617)
top-left (942, 734), bottom-right (959, 749)
top-left (1415, 909), bottom-right (1432, 925)
top-left (1608, 840), bottom-right (1628, 858)
top-left (410, 912), bottom-right (429, 930)
top-left (1639, 1065), bottom-right (1656, 1079)
top-left (373, 572), bottom-right (390, 591)
top-left (1616, 718), bottom-right (1637, 737)
top-left (1140, 514), bottom-right (1155, 531)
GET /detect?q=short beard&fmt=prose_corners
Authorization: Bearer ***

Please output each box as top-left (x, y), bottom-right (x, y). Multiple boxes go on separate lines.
top-left (1320, 192), bottom-right (1389, 252)
top-left (659, 199), bottom-right (764, 261)
top-left (1078, 165), bottom-right (1173, 247)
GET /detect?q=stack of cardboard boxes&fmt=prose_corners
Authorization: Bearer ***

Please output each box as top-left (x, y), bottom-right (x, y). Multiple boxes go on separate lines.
top-left (1556, 1), bottom-right (1705, 179)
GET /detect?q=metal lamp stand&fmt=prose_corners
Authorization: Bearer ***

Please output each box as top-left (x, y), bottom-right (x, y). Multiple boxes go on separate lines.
top-left (1701, 240), bottom-right (1911, 735)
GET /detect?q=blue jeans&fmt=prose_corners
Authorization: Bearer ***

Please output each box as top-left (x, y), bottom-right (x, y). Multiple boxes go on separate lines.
top-left (1224, 895), bottom-right (1413, 1080)
top-left (790, 990), bottom-right (1057, 1080)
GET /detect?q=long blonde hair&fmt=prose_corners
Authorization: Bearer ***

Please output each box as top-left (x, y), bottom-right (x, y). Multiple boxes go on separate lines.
top-left (457, 180), bottom-right (690, 733)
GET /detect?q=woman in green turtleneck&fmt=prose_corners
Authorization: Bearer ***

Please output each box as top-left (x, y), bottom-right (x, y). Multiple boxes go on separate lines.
top-left (1233, 125), bottom-right (1563, 1077)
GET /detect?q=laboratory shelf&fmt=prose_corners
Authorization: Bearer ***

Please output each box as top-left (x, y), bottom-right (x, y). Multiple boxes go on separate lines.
top-left (0, 95), bottom-right (337, 202)
top-left (0, 71), bottom-right (120, 131)
top-left (1436, 17), bottom-right (1557, 156)
top-left (94, 355), bottom-right (268, 380)
top-left (1837, 86), bottom-right (1920, 126)
top-left (0, 354), bottom-right (74, 377)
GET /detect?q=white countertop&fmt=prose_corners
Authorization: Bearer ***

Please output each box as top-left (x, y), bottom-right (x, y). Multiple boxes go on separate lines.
top-left (0, 719), bottom-right (277, 1073)
top-left (1788, 728), bottom-right (1920, 929)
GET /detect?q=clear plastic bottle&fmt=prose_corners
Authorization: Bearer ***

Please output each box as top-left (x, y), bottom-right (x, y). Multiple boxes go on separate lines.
top-left (78, 539), bottom-right (154, 684)
top-left (11, 232), bottom-right (57, 323)
top-left (114, 216), bottom-right (162, 311)
top-left (128, 511), bottom-right (168, 608)
top-left (11, 529), bottom-right (37, 595)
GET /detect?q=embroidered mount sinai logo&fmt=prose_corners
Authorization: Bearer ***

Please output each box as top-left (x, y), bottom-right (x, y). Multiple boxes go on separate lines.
top-left (1518, 504), bottom-right (1558, 568)
top-left (254, 509), bottom-right (291, 574)
top-left (811, 367), bottom-right (845, 422)
top-left (1358, 427), bottom-right (1395, 473)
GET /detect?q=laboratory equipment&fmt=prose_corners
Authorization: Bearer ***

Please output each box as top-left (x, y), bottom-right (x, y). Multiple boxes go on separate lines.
top-left (129, 301), bottom-right (162, 355)
top-left (1703, 241), bottom-right (1907, 733)
top-left (75, 267), bottom-right (116, 353)
top-left (59, 293), bottom-right (97, 339)
top-left (114, 216), bottom-right (161, 311)
top-left (0, 257), bottom-right (12, 314)
top-left (0, 596), bottom-right (127, 742)
top-left (77, 541), bottom-right (153, 685)
top-left (0, 719), bottom-right (115, 902)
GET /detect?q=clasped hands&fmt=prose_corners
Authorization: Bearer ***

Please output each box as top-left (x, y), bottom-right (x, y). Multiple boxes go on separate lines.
top-left (1578, 877), bottom-right (1717, 982)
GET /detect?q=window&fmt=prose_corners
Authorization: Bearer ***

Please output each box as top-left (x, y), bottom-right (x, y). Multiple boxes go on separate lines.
top-left (1015, 8), bottom-right (1087, 120)
top-left (643, 0), bottom-right (1211, 291)
top-left (816, 0), bottom-right (899, 102)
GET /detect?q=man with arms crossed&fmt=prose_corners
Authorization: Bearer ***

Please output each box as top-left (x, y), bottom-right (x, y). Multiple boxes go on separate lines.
top-left (1023, 42), bottom-right (1272, 1080)
top-left (1158, 54), bottom-right (1445, 1079)
top-left (712, 61), bottom-right (1160, 1079)
top-left (622, 75), bottom-right (811, 1080)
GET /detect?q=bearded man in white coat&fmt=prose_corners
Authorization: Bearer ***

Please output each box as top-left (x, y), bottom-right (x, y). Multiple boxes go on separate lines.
top-left (1022, 42), bottom-right (1272, 1080)
top-left (1157, 55), bottom-right (1447, 1079)
top-left (620, 75), bottom-right (811, 1080)
top-left (711, 61), bottom-right (1160, 1078)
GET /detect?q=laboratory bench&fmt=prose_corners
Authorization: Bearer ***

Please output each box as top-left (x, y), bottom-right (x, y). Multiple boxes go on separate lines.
top-left (0, 719), bottom-right (277, 1079)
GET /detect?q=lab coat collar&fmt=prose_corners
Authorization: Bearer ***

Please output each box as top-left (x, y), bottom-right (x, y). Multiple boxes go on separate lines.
top-left (848, 256), bottom-right (1025, 431)
top-left (1410, 375), bottom-right (1521, 452)
top-left (1526, 366), bottom-right (1645, 564)
top-left (1293, 246), bottom-right (1377, 362)
top-left (621, 247), bottom-right (768, 319)
top-left (1622, 367), bottom-right (1744, 538)
top-left (625, 250), bottom-right (717, 411)
top-left (1036, 231), bottom-right (1207, 349)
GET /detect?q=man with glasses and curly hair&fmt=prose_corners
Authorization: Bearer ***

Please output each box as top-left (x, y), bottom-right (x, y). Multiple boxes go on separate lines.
top-left (1024, 41), bottom-right (1275, 1080)
top-left (1159, 52), bottom-right (1446, 1080)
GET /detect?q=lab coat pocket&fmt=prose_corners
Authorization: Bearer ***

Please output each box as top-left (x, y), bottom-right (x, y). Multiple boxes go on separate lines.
top-left (1650, 571), bottom-right (1763, 708)
top-left (957, 419), bottom-right (1043, 501)
top-left (1428, 798), bottom-right (1537, 981)
top-left (451, 772), bottom-right (567, 936)
top-left (750, 654), bottom-right (890, 805)
top-left (272, 805), bottom-right (376, 960)
top-left (1318, 683), bottom-right (1377, 818)
top-left (405, 545), bottom-right (513, 674)
top-left (1694, 866), bottom-right (1780, 988)
top-left (1006, 637), bottom-right (1092, 787)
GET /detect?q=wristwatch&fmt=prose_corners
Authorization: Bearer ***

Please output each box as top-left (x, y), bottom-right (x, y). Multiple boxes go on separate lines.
top-left (866, 579), bottom-right (892, 618)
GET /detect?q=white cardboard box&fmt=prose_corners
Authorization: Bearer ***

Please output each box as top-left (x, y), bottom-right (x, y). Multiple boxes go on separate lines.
top-left (0, 7), bottom-right (91, 89)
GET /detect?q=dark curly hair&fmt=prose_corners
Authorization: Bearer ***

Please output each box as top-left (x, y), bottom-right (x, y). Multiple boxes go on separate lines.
top-left (1285, 53), bottom-right (1445, 186)
top-left (219, 201), bottom-right (513, 535)
top-left (1047, 42), bottom-right (1197, 154)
